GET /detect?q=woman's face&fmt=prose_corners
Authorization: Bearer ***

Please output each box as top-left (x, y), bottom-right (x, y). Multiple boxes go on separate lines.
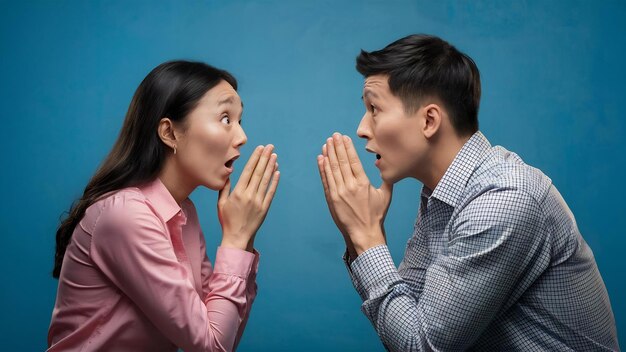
top-left (175, 80), bottom-right (247, 190)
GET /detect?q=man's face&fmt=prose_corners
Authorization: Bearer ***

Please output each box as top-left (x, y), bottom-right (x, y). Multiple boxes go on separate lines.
top-left (357, 74), bottom-right (426, 184)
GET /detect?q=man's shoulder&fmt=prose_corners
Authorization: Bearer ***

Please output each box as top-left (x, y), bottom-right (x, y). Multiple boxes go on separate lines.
top-left (465, 145), bottom-right (553, 206)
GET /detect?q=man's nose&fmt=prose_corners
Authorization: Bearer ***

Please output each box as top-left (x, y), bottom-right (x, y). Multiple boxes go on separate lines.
top-left (356, 113), bottom-right (371, 140)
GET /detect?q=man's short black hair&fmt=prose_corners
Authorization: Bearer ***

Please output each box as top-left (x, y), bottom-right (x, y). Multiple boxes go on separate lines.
top-left (356, 34), bottom-right (481, 136)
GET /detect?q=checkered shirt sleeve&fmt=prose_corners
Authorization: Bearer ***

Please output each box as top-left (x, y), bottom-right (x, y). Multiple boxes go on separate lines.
top-left (343, 132), bottom-right (619, 351)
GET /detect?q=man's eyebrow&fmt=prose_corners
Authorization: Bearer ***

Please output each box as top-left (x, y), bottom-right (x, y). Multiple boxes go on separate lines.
top-left (362, 90), bottom-right (379, 100)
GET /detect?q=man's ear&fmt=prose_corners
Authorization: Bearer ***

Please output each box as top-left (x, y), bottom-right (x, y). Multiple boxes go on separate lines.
top-left (421, 103), bottom-right (443, 139)
top-left (158, 117), bottom-right (178, 150)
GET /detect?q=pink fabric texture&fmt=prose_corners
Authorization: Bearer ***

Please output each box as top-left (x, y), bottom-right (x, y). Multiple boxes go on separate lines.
top-left (48, 178), bottom-right (259, 351)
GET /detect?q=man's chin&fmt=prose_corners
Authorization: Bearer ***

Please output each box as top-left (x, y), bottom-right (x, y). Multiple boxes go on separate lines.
top-left (380, 171), bottom-right (400, 185)
top-left (380, 172), bottom-right (407, 185)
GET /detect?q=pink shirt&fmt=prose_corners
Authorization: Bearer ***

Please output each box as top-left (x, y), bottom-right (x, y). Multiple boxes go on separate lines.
top-left (48, 178), bottom-right (259, 352)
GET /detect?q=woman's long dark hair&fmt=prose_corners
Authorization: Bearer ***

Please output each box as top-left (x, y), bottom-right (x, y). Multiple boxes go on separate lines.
top-left (53, 61), bottom-right (237, 278)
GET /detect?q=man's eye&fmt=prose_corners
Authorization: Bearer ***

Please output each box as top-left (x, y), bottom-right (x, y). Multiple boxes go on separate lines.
top-left (220, 116), bottom-right (230, 124)
top-left (371, 105), bottom-right (378, 114)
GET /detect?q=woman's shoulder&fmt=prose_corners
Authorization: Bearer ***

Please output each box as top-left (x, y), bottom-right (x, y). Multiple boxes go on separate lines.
top-left (80, 187), bottom-right (154, 234)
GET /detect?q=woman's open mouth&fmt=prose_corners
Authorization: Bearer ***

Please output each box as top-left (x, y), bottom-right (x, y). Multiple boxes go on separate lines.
top-left (224, 155), bottom-right (240, 170)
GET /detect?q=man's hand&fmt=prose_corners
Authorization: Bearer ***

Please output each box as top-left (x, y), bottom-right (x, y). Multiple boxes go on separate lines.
top-left (317, 133), bottom-right (393, 256)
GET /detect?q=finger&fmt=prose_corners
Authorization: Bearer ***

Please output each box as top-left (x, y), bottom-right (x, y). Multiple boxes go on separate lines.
top-left (343, 135), bottom-right (367, 182)
top-left (319, 155), bottom-right (343, 221)
top-left (323, 155), bottom-right (338, 197)
top-left (317, 155), bottom-right (330, 196)
top-left (319, 155), bottom-right (341, 226)
top-left (333, 133), bottom-right (355, 184)
top-left (317, 155), bottom-right (328, 193)
top-left (321, 145), bottom-right (334, 198)
top-left (234, 145), bottom-right (264, 192)
top-left (262, 170), bottom-right (280, 209)
top-left (257, 153), bottom-right (277, 195)
top-left (326, 137), bottom-right (344, 189)
top-left (218, 178), bottom-right (231, 206)
top-left (248, 144), bottom-right (274, 193)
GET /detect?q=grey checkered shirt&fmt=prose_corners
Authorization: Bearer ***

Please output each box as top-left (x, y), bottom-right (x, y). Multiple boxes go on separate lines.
top-left (344, 132), bottom-right (619, 351)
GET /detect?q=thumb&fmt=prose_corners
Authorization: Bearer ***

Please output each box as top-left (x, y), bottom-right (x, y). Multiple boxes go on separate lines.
top-left (218, 178), bottom-right (231, 205)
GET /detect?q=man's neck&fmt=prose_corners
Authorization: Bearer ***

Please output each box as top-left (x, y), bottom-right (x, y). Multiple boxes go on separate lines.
top-left (420, 134), bottom-right (471, 191)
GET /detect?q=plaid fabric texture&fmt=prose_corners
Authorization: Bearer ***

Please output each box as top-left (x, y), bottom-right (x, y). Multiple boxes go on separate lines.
top-left (345, 132), bottom-right (619, 351)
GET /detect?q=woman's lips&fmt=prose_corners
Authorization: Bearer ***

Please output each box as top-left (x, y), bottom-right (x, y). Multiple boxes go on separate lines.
top-left (223, 163), bottom-right (234, 175)
top-left (223, 154), bottom-right (240, 173)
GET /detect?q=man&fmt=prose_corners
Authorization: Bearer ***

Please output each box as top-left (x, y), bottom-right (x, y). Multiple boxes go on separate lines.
top-left (316, 34), bottom-right (619, 351)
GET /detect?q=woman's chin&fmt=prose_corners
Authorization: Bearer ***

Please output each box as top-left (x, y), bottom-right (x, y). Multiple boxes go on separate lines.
top-left (203, 177), bottom-right (229, 191)
top-left (199, 177), bottom-right (229, 191)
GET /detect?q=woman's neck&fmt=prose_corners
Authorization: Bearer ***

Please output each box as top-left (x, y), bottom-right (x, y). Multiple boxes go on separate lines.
top-left (158, 157), bottom-right (195, 205)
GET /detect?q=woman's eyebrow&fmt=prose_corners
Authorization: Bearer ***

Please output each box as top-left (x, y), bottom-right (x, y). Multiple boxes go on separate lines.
top-left (217, 96), bottom-right (244, 109)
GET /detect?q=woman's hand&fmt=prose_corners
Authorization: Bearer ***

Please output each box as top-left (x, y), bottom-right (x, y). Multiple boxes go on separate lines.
top-left (217, 145), bottom-right (280, 252)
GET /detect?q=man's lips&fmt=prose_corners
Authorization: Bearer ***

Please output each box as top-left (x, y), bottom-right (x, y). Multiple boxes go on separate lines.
top-left (365, 147), bottom-right (381, 161)
top-left (365, 147), bottom-right (382, 168)
top-left (375, 156), bottom-right (382, 168)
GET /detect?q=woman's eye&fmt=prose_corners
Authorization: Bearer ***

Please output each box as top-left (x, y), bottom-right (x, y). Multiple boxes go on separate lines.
top-left (220, 116), bottom-right (231, 124)
top-left (371, 105), bottom-right (377, 114)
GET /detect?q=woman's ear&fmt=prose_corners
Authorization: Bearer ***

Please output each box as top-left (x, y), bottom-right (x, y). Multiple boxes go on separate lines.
top-left (158, 118), bottom-right (178, 152)
top-left (422, 103), bottom-right (443, 139)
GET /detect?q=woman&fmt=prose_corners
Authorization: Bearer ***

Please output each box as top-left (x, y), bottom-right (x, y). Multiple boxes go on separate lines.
top-left (48, 61), bottom-right (279, 351)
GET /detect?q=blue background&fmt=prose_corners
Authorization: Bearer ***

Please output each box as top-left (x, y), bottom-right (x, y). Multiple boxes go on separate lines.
top-left (1, 1), bottom-right (624, 350)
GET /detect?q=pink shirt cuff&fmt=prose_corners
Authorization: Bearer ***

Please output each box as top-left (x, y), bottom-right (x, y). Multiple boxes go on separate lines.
top-left (213, 246), bottom-right (259, 278)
